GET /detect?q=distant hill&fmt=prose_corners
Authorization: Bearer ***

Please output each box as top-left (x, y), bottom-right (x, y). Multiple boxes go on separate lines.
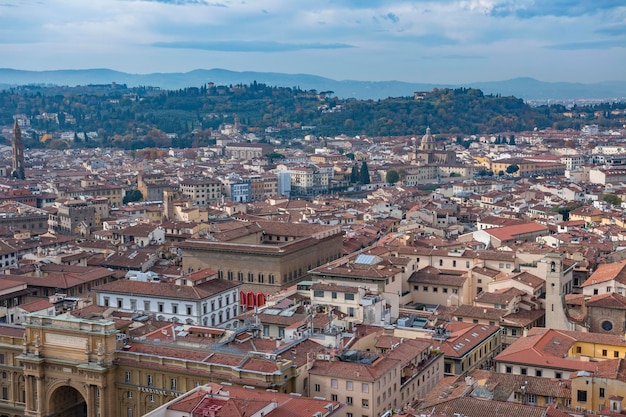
top-left (0, 68), bottom-right (624, 101)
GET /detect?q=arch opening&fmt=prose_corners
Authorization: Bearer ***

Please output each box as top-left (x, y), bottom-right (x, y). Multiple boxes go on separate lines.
top-left (48, 385), bottom-right (87, 417)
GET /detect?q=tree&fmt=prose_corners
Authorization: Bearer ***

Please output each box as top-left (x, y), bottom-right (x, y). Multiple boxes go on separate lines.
top-left (506, 164), bottom-right (519, 175)
top-left (265, 152), bottom-right (285, 164)
top-left (350, 164), bottom-right (360, 183)
top-left (509, 135), bottom-right (515, 145)
top-left (386, 169), bottom-right (400, 184)
top-left (123, 189), bottom-right (143, 204)
top-left (360, 160), bottom-right (371, 185)
top-left (603, 193), bottom-right (622, 206)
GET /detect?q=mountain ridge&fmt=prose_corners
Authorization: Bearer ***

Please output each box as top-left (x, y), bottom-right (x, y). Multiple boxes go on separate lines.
top-left (0, 68), bottom-right (624, 101)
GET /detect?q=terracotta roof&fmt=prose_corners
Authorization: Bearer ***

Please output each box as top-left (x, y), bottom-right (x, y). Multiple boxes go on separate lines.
top-left (486, 222), bottom-right (548, 242)
top-left (94, 277), bottom-right (240, 300)
top-left (581, 260), bottom-right (626, 286)
top-left (586, 292), bottom-right (626, 310)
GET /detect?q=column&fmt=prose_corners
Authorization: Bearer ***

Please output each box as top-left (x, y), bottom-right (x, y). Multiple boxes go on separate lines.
top-left (24, 376), bottom-right (33, 413)
top-left (35, 377), bottom-right (43, 414)
top-left (85, 385), bottom-right (96, 417)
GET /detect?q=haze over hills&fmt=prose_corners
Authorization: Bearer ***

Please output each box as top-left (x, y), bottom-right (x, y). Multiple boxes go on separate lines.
top-left (0, 68), bottom-right (624, 102)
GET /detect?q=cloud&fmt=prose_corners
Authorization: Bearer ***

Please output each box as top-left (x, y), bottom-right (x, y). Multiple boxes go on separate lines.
top-left (153, 40), bottom-right (355, 52)
top-left (546, 39), bottom-right (626, 50)
top-left (128, 0), bottom-right (227, 5)
top-left (595, 25), bottom-right (626, 36)
top-left (428, 54), bottom-right (487, 60)
top-left (488, 0), bottom-right (625, 19)
top-left (382, 12), bottom-right (399, 23)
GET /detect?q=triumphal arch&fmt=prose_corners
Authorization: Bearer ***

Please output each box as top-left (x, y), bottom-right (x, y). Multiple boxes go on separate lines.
top-left (17, 314), bottom-right (119, 417)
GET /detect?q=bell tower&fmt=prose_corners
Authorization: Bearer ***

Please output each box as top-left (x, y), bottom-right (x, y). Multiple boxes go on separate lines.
top-left (544, 253), bottom-right (574, 330)
top-left (12, 119), bottom-right (25, 180)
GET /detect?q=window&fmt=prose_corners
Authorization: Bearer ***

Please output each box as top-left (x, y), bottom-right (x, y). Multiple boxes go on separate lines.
top-left (117, 299), bottom-right (123, 308)
top-left (535, 370), bottom-right (542, 377)
top-left (602, 349), bottom-right (607, 356)
top-left (172, 304), bottom-right (178, 314)
top-left (144, 301), bottom-right (150, 311)
top-left (439, 259), bottom-right (443, 266)
top-left (577, 390), bottom-right (587, 402)
top-left (527, 394), bottom-right (536, 404)
top-left (433, 287), bottom-right (438, 293)
top-left (348, 307), bottom-right (355, 318)
top-left (314, 384), bottom-right (321, 392)
top-left (423, 286), bottom-right (428, 292)
top-left (347, 414), bottom-right (353, 417)
top-left (0, 354), bottom-right (4, 364)
top-left (520, 368), bottom-right (527, 375)
top-left (555, 372), bottom-right (562, 379)
top-left (332, 292), bottom-right (337, 299)
top-left (600, 388), bottom-right (605, 398)
top-left (158, 303), bottom-right (164, 313)
top-left (103, 297), bottom-right (110, 307)
top-left (362, 399), bottom-right (369, 408)
top-left (171, 378), bottom-right (177, 390)
top-left (346, 396), bottom-right (353, 405)
top-left (2, 387), bottom-right (7, 400)
top-left (186, 306), bottom-right (192, 315)
top-left (602, 320), bottom-right (613, 331)
top-left (615, 351), bottom-right (620, 358)
top-left (499, 263), bottom-right (504, 268)
top-left (362, 383), bottom-right (369, 393)
top-left (331, 379), bottom-right (338, 388)
top-left (346, 381), bottom-right (353, 391)
top-left (510, 329), bottom-right (518, 336)
top-left (149, 394), bottom-right (155, 403)
top-left (345, 293), bottom-right (355, 301)
top-left (576, 346), bottom-right (582, 354)
top-left (127, 408), bottom-right (133, 417)
top-left (452, 260), bottom-right (457, 267)
top-left (147, 375), bottom-right (153, 386)
top-left (313, 290), bottom-right (324, 298)
top-left (126, 391), bottom-right (133, 399)
top-left (505, 366), bottom-right (512, 373)
top-left (466, 261), bottom-right (470, 268)
top-left (331, 394), bottom-right (338, 401)
top-left (443, 288), bottom-right (448, 293)
top-left (125, 371), bottom-right (131, 383)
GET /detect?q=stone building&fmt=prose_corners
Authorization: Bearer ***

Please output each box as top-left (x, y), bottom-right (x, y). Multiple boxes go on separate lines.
top-left (180, 220), bottom-right (344, 295)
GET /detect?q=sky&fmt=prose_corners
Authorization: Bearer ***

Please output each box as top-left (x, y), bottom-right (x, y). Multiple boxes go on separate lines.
top-left (0, 0), bottom-right (625, 84)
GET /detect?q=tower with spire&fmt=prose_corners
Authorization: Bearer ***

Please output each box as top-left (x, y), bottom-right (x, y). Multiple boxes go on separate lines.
top-left (12, 119), bottom-right (25, 180)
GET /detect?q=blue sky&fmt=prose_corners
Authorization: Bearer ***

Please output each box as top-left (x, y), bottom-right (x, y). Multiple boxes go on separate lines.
top-left (0, 0), bottom-right (624, 84)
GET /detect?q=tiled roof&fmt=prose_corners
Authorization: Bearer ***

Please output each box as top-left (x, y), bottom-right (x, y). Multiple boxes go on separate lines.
top-left (425, 396), bottom-right (550, 417)
top-left (581, 260), bottom-right (626, 286)
top-left (486, 222), bottom-right (548, 242)
top-left (586, 292), bottom-right (626, 309)
top-left (94, 277), bottom-right (240, 300)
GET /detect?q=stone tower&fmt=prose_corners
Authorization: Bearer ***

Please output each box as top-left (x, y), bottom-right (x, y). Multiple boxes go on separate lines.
top-left (12, 119), bottom-right (25, 179)
top-left (544, 252), bottom-right (574, 331)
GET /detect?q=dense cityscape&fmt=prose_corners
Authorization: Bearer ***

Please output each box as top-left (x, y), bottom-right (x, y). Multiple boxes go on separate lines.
top-left (0, 80), bottom-right (624, 417)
